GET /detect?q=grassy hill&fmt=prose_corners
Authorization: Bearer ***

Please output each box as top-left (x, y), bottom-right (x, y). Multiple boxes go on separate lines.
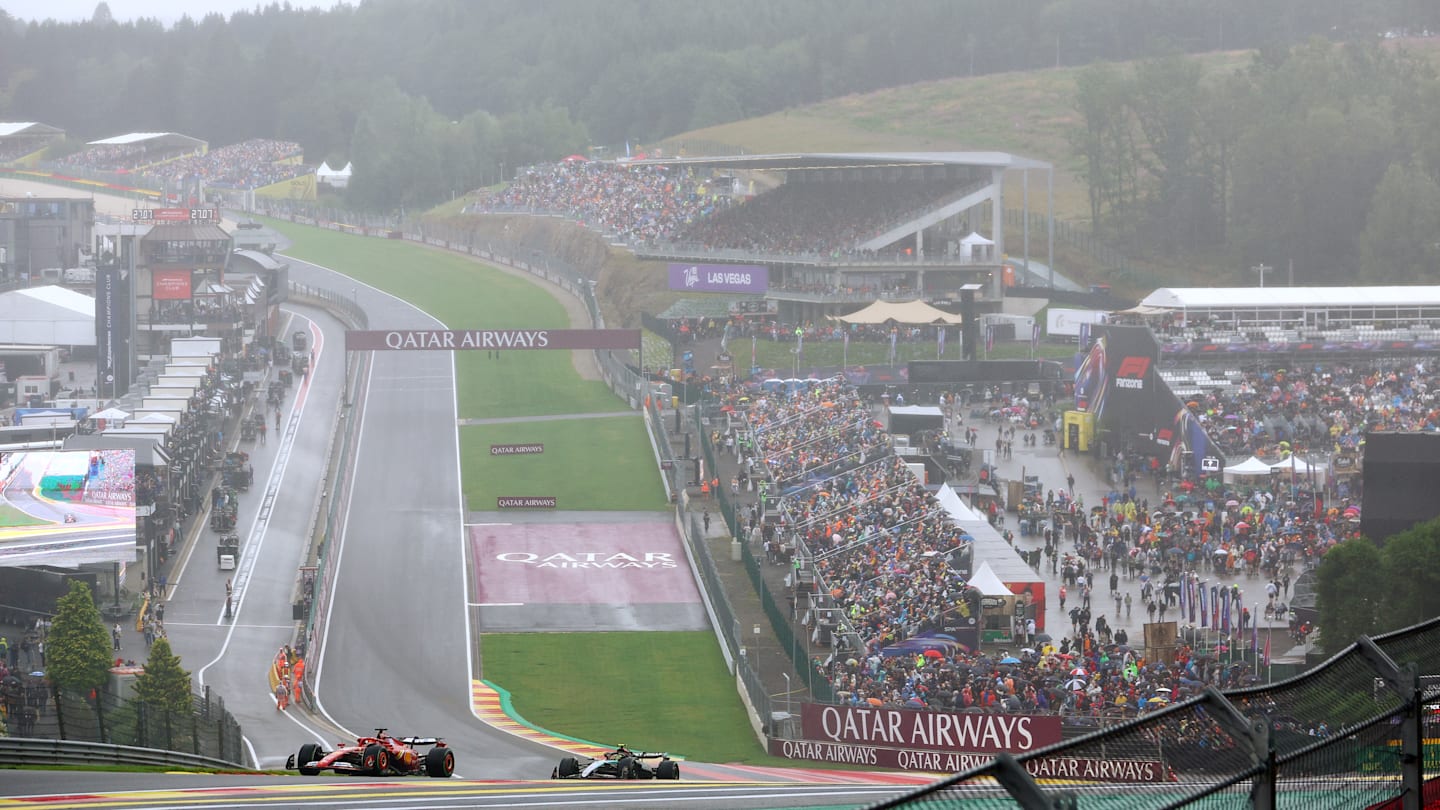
top-left (664, 50), bottom-right (1256, 225)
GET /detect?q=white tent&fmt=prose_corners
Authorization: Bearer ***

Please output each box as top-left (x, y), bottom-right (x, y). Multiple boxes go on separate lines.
top-left (1223, 456), bottom-right (1272, 481)
top-left (0, 285), bottom-right (95, 346)
top-left (968, 561), bottom-right (1013, 597)
top-left (317, 161), bottom-right (352, 189)
top-left (1270, 456), bottom-right (1327, 486)
top-left (1269, 456), bottom-right (1316, 474)
top-left (959, 232), bottom-right (996, 261)
top-left (831, 299), bottom-right (964, 325)
top-left (935, 483), bottom-right (986, 523)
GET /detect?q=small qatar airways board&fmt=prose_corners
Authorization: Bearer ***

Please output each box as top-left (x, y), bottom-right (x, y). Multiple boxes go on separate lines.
top-left (345, 329), bottom-right (640, 351)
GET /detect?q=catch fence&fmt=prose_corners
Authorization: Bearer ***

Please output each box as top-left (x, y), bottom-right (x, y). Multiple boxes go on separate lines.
top-left (2, 678), bottom-right (245, 766)
top-left (869, 618), bottom-right (1440, 809)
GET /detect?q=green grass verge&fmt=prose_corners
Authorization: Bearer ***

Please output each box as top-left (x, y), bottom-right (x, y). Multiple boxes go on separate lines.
top-left (266, 219), bottom-right (624, 419)
top-left (665, 50), bottom-right (1257, 224)
top-left (460, 416), bottom-right (669, 512)
top-left (750, 336), bottom-right (1075, 371)
top-left (0, 503), bottom-right (49, 527)
top-left (481, 632), bottom-right (767, 763)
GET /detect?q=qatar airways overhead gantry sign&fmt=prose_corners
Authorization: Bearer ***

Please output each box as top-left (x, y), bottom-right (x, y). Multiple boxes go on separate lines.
top-left (345, 329), bottom-right (641, 351)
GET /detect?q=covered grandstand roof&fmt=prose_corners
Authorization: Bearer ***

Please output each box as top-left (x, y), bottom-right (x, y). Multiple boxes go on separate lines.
top-left (0, 122), bottom-right (64, 138)
top-left (634, 151), bottom-right (1051, 172)
top-left (1140, 286), bottom-right (1440, 310)
top-left (231, 249), bottom-right (285, 271)
top-left (88, 132), bottom-right (206, 151)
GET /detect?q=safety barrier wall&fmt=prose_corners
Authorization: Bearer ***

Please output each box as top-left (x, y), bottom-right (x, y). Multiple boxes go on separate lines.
top-left (0, 736), bottom-right (242, 770)
top-left (283, 281), bottom-right (369, 711)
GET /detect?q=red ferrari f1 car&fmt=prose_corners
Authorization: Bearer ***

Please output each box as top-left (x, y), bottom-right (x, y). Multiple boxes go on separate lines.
top-left (287, 729), bottom-right (455, 777)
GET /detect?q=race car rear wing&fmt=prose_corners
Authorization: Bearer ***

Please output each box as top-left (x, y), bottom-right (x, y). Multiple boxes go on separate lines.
top-left (400, 736), bottom-right (443, 746)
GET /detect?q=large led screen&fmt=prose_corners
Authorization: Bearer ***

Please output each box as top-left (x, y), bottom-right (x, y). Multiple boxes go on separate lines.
top-left (0, 449), bottom-right (138, 567)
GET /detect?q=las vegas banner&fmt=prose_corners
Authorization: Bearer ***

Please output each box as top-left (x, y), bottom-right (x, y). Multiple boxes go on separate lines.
top-left (769, 704), bottom-right (1168, 783)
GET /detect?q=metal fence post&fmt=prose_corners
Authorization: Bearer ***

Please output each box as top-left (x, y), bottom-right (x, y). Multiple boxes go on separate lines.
top-left (1355, 636), bottom-right (1423, 810)
top-left (1200, 687), bottom-right (1273, 810)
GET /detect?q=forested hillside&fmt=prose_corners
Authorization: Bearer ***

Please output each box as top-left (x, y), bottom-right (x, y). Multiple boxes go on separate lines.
top-left (1, 0), bottom-right (1437, 213)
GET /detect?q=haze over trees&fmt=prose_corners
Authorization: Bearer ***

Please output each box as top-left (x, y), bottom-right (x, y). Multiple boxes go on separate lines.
top-left (1, 0), bottom-right (1438, 214)
top-left (1072, 39), bottom-right (1440, 284)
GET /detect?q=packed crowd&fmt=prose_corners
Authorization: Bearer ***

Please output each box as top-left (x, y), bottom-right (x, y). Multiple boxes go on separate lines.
top-left (485, 161), bottom-right (728, 243)
top-left (83, 449), bottom-right (136, 506)
top-left (714, 374), bottom-right (1311, 723)
top-left (671, 180), bottom-right (959, 256)
top-left (1183, 361), bottom-right (1440, 458)
top-left (0, 141), bottom-right (44, 163)
top-left (744, 379), bottom-right (889, 485)
top-left (482, 160), bottom-right (967, 257)
top-left (144, 139), bottom-right (307, 189)
top-left (55, 143), bottom-right (193, 171)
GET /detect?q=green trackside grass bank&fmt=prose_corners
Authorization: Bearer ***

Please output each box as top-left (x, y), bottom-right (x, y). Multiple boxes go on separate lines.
top-left (265, 220), bottom-right (624, 419)
top-left (460, 416), bottom-right (668, 512)
top-left (481, 632), bottom-right (769, 764)
top-left (265, 219), bottom-right (662, 512)
top-left (0, 503), bottom-right (49, 527)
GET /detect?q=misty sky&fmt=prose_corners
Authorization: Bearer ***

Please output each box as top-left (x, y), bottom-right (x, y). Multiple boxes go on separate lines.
top-left (2, 0), bottom-right (347, 25)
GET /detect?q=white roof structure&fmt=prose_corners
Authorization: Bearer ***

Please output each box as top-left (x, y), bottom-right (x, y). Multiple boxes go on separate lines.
top-left (960, 232), bottom-right (995, 246)
top-left (88, 132), bottom-right (206, 151)
top-left (888, 405), bottom-right (944, 417)
top-left (1270, 456), bottom-right (1319, 474)
top-left (832, 300), bottom-right (964, 325)
top-left (0, 286), bottom-right (95, 346)
top-left (1223, 456), bottom-right (1273, 476)
top-left (640, 151), bottom-right (1052, 171)
top-left (1141, 286), bottom-right (1440, 310)
top-left (0, 122), bottom-right (63, 138)
top-left (317, 161), bottom-right (353, 178)
top-left (968, 561), bottom-right (1013, 597)
top-left (934, 484), bottom-right (1044, 587)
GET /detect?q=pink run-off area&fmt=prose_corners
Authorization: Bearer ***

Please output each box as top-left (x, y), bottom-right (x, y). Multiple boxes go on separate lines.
top-left (471, 521), bottom-right (702, 607)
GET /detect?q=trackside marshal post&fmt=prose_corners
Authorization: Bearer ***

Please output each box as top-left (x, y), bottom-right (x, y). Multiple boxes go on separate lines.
top-left (345, 329), bottom-right (640, 351)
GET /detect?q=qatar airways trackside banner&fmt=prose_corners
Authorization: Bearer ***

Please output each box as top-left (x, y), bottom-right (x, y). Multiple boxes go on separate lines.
top-left (801, 704), bottom-right (1061, 755)
top-left (667, 263), bottom-right (768, 294)
top-left (345, 329), bottom-right (641, 351)
top-left (767, 739), bottom-right (1168, 783)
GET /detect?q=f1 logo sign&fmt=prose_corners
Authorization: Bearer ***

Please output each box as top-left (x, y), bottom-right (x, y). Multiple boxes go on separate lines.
top-left (1115, 356), bottom-right (1150, 389)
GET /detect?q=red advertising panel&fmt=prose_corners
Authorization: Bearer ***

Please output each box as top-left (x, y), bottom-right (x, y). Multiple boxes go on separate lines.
top-left (800, 704), bottom-right (1061, 755)
top-left (345, 329), bottom-right (641, 351)
top-left (152, 269), bottom-right (192, 300)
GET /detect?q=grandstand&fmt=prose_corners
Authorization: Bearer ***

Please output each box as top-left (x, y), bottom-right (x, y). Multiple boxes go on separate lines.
top-left (481, 151), bottom-right (1055, 325)
top-left (56, 132), bottom-right (208, 172)
top-left (0, 122), bottom-right (65, 164)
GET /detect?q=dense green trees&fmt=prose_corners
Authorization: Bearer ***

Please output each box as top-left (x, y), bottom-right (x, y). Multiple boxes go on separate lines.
top-left (1073, 39), bottom-right (1440, 283)
top-left (1317, 519), bottom-right (1440, 653)
top-left (47, 580), bottom-right (114, 697)
top-left (132, 638), bottom-right (193, 717)
top-left (1, 0), bottom-right (1434, 211)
